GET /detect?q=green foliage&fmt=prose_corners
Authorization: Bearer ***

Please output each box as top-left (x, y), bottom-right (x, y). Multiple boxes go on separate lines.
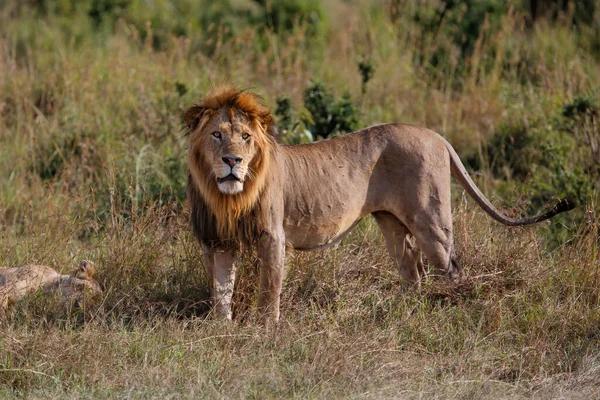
top-left (140, 153), bottom-right (187, 206)
top-left (529, 0), bottom-right (598, 27)
top-left (274, 82), bottom-right (361, 142)
top-left (562, 94), bottom-right (598, 120)
top-left (252, 0), bottom-right (324, 36)
top-left (482, 92), bottom-right (600, 245)
top-left (275, 96), bottom-right (294, 129)
top-left (36, 136), bottom-right (76, 181)
top-left (414, 0), bottom-right (506, 56)
top-left (273, 95), bottom-right (298, 143)
top-left (486, 122), bottom-right (540, 181)
top-left (88, 0), bottom-right (130, 26)
top-left (407, 0), bottom-right (600, 87)
top-left (462, 88), bottom-right (600, 246)
top-left (560, 93), bottom-right (599, 172)
top-left (302, 82), bottom-right (360, 140)
top-left (542, 94), bottom-right (600, 216)
top-left (357, 58), bottom-right (375, 95)
top-left (24, 0), bottom-right (325, 53)
top-left (411, 0), bottom-right (508, 81)
top-left (274, 96), bottom-right (314, 145)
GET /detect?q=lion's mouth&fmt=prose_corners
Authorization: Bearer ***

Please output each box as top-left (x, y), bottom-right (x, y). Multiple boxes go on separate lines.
top-left (217, 173), bottom-right (242, 184)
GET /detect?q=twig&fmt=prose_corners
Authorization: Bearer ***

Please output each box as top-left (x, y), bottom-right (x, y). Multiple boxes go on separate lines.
top-left (169, 334), bottom-right (255, 349)
top-left (0, 368), bottom-right (60, 382)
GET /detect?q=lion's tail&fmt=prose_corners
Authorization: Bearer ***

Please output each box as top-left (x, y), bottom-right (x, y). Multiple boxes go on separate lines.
top-left (438, 135), bottom-right (575, 226)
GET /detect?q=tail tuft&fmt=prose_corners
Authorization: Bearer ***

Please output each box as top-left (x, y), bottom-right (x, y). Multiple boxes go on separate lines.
top-left (523, 197), bottom-right (576, 225)
top-left (553, 198), bottom-right (577, 214)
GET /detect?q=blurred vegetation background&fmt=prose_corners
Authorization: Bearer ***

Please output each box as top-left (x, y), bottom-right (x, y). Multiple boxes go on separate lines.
top-left (1, 0), bottom-right (598, 244)
top-left (1, 1), bottom-right (600, 396)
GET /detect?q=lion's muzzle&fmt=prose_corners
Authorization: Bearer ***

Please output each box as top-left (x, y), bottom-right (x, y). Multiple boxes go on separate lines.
top-left (215, 156), bottom-right (246, 194)
top-left (217, 173), bottom-right (242, 184)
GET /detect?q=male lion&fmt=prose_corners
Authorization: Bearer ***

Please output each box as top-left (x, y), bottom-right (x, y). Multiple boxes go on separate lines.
top-left (184, 86), bottom-right (574, 324)
top-left (0, 260), bottom-right (102, 317)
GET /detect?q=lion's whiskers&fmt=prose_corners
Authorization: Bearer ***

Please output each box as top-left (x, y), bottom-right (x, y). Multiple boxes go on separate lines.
top-left (245, 167), bottom-right (257, 181)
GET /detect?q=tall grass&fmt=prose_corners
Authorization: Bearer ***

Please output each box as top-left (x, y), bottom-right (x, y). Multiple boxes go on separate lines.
top-left (1, 0), bottom-right (599, 397)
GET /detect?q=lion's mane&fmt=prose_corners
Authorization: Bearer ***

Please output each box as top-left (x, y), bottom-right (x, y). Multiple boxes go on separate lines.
top-left (185, 87), bottom-right (278, 243)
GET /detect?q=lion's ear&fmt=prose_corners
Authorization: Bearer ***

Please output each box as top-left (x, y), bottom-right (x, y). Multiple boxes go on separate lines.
top-left (76, 260), bottom-right (95, 280)
top-left (261, 112), bottom-right (278, 138)
top-left (184, 106), bottom-right (206, 130)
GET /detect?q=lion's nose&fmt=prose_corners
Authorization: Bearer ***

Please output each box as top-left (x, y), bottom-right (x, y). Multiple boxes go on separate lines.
top-left (222, 156), bottom-right (242, 167)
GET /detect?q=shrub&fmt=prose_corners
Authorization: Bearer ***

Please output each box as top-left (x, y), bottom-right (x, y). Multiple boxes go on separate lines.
top-left (274, 82), bottom-right (360, 143)
top-left (562, 94), bottom-right (600, 167)
top-left (357, 58), bottom-right (375, 95)
top-left (486, 121), bottom-right (544, 181)
top-left (27, 0), bottom-right (325, 53)
top-left (410, 0), bottom-right (508, 81)
top-left (302, 82), bottom-right (359, 140)
top-left (275, 96), bottom-right (294, 133)
top-left (490, 93), bottom-right (600, 245)
top-left (88, 0), bottom-right (130, 26)
top-left (252, 0), bottom-right (324, 36)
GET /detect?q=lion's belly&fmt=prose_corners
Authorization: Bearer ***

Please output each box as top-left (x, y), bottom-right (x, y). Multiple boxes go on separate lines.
top-left (281, 176), bottom-right (374, 250)
top-left (283, 211), bottom-right (365, 251)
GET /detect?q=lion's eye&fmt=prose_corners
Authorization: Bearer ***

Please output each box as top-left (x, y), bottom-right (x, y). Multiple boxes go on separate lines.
top-left (241, 133), bottom-right (250, 140)
top-left (211, 131), bottom-right (221, 139)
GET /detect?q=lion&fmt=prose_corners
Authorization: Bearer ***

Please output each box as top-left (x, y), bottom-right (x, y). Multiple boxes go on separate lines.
top-left (184, 86), bottom-right (574, 324)
top-left (0, 259), bottom-right (102, 317)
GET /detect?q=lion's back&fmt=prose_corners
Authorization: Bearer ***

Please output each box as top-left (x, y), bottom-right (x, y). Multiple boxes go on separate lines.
top-left (0, 265), bottom-right (61, 302)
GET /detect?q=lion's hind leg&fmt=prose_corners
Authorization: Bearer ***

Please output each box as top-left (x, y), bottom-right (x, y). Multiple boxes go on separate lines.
top-left (373, 212), bottom-right (426, 288)
top-left (408, 213), bottom-right (461, 281)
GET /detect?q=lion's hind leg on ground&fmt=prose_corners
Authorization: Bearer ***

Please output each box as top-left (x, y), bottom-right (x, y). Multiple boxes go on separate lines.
top-left (373, 211), bottom-right (427, 289)
top-left (408, 210), bottom-right (461, 281)
top-left (374, 194), bottom-right (461, 288)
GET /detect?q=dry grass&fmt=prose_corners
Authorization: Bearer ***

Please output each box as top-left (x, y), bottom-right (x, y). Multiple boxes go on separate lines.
top-left (1, 0), bottom-right (599, 398)
top-left (1, 203), bottom-right (599, 398)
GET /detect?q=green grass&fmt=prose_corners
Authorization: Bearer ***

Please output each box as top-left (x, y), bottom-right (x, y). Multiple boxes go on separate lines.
top-left (1, 0), bottom-right (599, 397)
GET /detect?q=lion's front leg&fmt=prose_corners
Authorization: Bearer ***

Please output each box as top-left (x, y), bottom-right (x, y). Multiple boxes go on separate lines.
top-left (203, 245), bottom-right (238, 320)
top-left (257, 230), bottom-right (286, 325)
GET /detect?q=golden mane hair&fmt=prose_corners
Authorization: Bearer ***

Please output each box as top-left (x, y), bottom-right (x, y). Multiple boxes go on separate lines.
top-left (185, 86), bottom-right (278, 242)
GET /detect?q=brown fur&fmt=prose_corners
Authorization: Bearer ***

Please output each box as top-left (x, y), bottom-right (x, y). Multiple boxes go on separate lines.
top-left (0, 260), bottom-right (102, 316)
top-left (185, 86), bottom-right (573, 324)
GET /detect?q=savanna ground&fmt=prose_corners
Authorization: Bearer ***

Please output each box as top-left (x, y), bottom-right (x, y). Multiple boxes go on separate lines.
top-left (1, 0), bottom-right (600, 398)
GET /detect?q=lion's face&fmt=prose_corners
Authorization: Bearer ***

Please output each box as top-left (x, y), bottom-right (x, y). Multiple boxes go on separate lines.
top-left (73, 259), bottom-right (96, 280)
top-left (185, 87), bottom-right (277, 238)
top-left (199, 109), bottom-right (260, 195)
top-left (69, 259), bottom-right (102, 298)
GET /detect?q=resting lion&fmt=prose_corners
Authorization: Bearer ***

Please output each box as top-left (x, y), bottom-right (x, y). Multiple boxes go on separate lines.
top-left (184, 86), bottom-right (574, 324)
top-left (0, 260), bottom-right (102, 317)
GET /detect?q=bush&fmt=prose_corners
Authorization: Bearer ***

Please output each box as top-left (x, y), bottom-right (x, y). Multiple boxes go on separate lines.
top-left (88, 0), bottom-right (130, 26)
top-left (274, 96), bottom-right (298, 143)
top-left (252, 0), bottom-right (324, 36)
top-left (357, 58), bottom-right (375, 95)
top-left (410, 0), bottom-right (508, 81)
top-left (274, 82), bottom-right (361, 143)
top-left (560, 93), bottom-right (599, 175)
top-left (481, 92), bottom-right (600, 245)
top-left (486, 121), bottom-right (544, 181)
top-left (302, 82), bottom-right (359, 140)
top-left (25, 0), bottom-right (325, 53)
